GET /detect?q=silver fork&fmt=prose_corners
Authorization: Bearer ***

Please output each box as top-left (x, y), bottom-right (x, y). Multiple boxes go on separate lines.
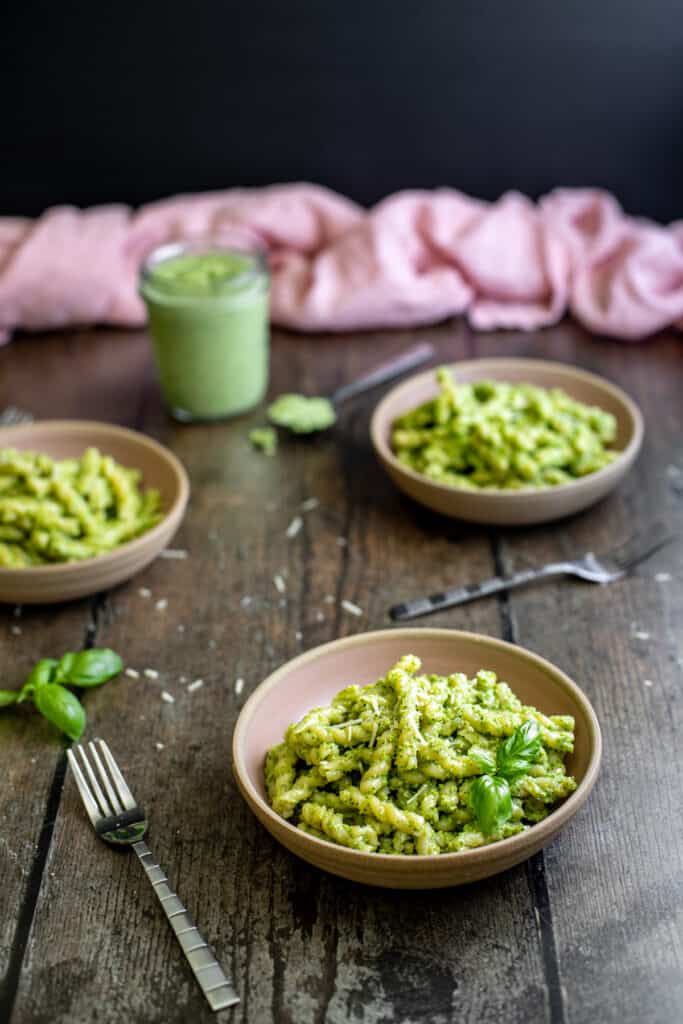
top-left (389, 520), bottom-right (674, 621)
top-left (66, 739), bottom-right (239, 1013)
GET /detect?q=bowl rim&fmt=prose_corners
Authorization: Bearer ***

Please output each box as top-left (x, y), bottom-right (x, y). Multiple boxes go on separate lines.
top-left (0, 419), bottom-right (190, 575)
top-left (369, 357), bottom-right (644, 500)
top-left (232, 627), bottom-right (603, 867)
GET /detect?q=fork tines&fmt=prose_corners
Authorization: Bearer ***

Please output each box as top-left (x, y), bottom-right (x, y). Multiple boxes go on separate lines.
top-left (67, 739), bottom-right (137, 827)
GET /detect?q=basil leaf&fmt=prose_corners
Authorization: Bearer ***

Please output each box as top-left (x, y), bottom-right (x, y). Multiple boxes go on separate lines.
top-left (53, 652), bottom-right (78, 684)
top-left (496, 720), bottom-right (541, 781)
top-left (34, 684), bottom-right (86, 741)
top-left (470, 774), bottom-right (512, 835)
top-left (57, 649), bottom-right (123, 687)
top-left (21, 658), bottom-right (59, 701)
top-left (469, 747), bottom-right (497, 774)
top-left (0, 689), bottom-right (19, 707)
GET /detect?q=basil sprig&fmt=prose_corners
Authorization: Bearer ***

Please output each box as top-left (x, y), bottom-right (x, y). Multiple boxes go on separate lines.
top-left (1, 648), bottom-right (123, 741)
top-left (470, 720), bottom-right (541, 835)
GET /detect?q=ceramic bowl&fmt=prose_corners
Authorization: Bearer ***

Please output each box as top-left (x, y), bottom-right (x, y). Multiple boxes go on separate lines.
top-left (233, 628), bottom-right (601, 889)
top-left (370, 358), bottom-right (644, 526)
top-left (0, 420), bottom-right (189, 604)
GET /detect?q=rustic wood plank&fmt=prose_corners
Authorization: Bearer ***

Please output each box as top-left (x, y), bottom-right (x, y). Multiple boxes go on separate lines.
top-left (0, 329), bottom-right (148, 1019)
top-left (8, 324), bottom-right (552, 1023)
top-left (486, 330), bottom-right (683, 1024)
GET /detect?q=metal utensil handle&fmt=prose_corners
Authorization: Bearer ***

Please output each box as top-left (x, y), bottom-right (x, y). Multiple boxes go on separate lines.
top-left (389, 564), bottom-right (569, 621)
top-left (331, 342), bottom-right (435, 406)
top-left (133, 841), bottom-right (239, 1012)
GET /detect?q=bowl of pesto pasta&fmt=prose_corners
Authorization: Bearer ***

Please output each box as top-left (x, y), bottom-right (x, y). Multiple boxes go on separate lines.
top-left (232, 629), bottom-right (601, 888)
top-left (0, 420), bottom-right (189, 603)
top-left (370, 358), bottom-right (643, 525)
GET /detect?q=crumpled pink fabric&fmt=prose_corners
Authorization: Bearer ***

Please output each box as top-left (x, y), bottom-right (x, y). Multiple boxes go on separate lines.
top-left (1, 183), bottom-right (681, 342)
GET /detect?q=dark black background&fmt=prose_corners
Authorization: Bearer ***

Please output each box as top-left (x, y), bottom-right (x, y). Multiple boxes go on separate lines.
top-left (2, 1), bottom-right (682, 220)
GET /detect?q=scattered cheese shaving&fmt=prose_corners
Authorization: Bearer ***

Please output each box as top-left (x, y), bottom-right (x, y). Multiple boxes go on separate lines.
top-left (177, 624), bottom-right (185, 632)
top-left (161, 691), bottom-right (175, 704)
top-left (155, 598), bottom-right (168, 611)
top-left (240, 595), bottom-right (253, 607)
top-left (155, 742), bottom-right (165, 751)
top-left (323, 594), bottom-right (335, 604)
top-left (341, 599), bottom-right (363, 617)
top-left (235, 677), bottom-right (245, 696)
top-left (655, 573), bottom-right (672, 583)
top-left (144, 668), bottom-right (159, 680)
top-left (643, 679), bottom-right (654, 688)
top-left (11, 625), bottom-right (22, 636)
top-left (187, 678), bottom-right (204, 693)
top-left (286, 515), bottom-right (303, 539)
top-left (125, 668), bottom-right (140, 679)
top-left (160, 548), bottom-right (188, 559)
top-left (301, 498), bottom-right (319, 512)
top-left (138, 587), bottom-right (152, 598)
top-left (633, 631), bottom-right (650, 641)
top-left (274, 574), bottom-right (286, 593)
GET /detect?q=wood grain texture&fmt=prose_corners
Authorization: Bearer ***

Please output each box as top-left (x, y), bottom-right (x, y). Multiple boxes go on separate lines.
top-left (0, 320), bottom-right (681, 1024)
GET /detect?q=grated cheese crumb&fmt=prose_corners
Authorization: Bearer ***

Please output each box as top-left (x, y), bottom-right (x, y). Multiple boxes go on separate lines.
top-left (160, 548), bottom-right (188, 559)
top-left (295, 630), bottom-right (303, 640)
top-left (301, 498), bottom-right (319, 512)
top-left (235, 677), bottom-right (244, 696)
top-left (155, 598), bottom-right (168, 611)
top-left (274, 574), bottom-right (286, 593)
top-left (187, 678), bottom-right (204, 693)
top-left (286, 515), bottom-right (303, 539)
top-left (125, 668), bottom-right (140, 679)
top-left (155, 742), bottom-right (165, 751)
top-left (11, 625), bottom-right (22, 636)
top-left (161, 690), bottom-right (175, 704)
top-left (341, 599), bottom-right (363, 617)
top-left (177, 624), bottom-right (185, 632)
top-left (655, 573), bottom-right (672, 583)
top-left (240, 595), bottom-right (253, 607)
top-left (643, 679), bottom-right (654, 688)
top-left (144, 668), bottom-right (160, 680)
top-left (315, 610), bottom-right (325, 622)
top-left (138, 587), bottom-right (152, 598)
top-left (633, 631), bottom-right (650, 641)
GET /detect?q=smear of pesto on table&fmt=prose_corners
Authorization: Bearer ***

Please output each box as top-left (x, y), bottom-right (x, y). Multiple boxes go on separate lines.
top-left (392, 368), bottom-right (618, 490)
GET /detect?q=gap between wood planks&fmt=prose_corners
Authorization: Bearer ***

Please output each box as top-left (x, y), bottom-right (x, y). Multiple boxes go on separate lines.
top-left (491, 533), bottom-right (567, 1024)
top-left (0, 593), bottom-right (107, 1023)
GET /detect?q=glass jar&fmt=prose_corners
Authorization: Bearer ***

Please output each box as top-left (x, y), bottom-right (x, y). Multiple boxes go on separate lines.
top-left (139, 237), bottom-right (270, 422)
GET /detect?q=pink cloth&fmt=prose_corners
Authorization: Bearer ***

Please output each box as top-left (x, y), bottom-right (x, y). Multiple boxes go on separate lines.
top-left (1, 184), bottom-right (682, 342)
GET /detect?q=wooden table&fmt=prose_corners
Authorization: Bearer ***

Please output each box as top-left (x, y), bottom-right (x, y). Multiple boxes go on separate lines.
top-left (0, 321), bottom-right (681, 1024)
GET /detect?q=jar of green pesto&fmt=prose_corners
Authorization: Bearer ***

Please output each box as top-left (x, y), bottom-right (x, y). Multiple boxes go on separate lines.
top-left (140, 238), bottom-right (270, 422)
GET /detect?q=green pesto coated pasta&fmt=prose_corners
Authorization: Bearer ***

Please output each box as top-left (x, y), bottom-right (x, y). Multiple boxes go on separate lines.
top-left (392, 369), bottom-right (618, 491)
top-left (265, 655), bottom-right (577, 856)
top-left (0, 447), bottom-right (162, 566)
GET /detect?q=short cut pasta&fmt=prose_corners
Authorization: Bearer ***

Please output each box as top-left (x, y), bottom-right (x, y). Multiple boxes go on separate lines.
top-left (392, 369), bottom-right (617, 491)
top-left (0, 447), bottom-right (162, 566)
top-left (265, 656), bottom-right (577, 855)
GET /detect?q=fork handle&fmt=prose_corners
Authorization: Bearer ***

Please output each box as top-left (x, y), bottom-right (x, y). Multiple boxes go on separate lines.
top-left (133, 841), bottom-right (239, 1012)
top-left (389, 563), bottom-right (570, 621)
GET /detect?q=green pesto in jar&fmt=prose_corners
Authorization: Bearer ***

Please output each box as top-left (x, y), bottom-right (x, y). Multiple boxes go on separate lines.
top-left (140, 245), bottom-right (269, 422)
top-left (392, 369), bottom-right (618, 490)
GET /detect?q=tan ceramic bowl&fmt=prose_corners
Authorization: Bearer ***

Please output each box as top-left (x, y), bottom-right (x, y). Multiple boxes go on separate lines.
top-left (370, 358), bottom-right (644, 526)
top-left (0, 420), bottom-right (189, 604)
top-left (233, 628), bottom-right (601, 888)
